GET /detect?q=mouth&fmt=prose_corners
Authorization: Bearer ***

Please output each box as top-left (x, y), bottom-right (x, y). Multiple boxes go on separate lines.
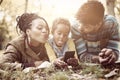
top-left (43, 37), bottom-right (48, 41)
top-left (58, 40), bottom-right (64, 44)
top-left (43, 34), bottom-right (49, 39)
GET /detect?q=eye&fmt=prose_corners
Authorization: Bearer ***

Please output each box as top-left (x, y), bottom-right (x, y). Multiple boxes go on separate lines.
top-left (57, 32), bottom-right (61, 35)
top-left (64, 34), bottom-right (68, 37)
top-left (37, 26), bottom-right (43, 30)
top-left (84, 25), bottom-right (90, 28)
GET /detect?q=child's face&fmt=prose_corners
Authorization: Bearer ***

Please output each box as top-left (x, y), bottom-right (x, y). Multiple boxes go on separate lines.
top-left (53, 24), bottom-right (70, 47)
top-left (80, 22), bottom-right (102, 34)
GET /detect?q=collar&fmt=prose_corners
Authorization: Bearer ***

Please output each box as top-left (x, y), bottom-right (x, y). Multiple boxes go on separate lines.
top-left (48, 38), bottom-right (68, 57)
top-left (25, 38), bottom-right (40, 60)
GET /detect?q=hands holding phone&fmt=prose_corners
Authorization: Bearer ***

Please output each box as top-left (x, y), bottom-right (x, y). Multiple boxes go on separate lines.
top-left (53, 58), bottom-right (79, 69)
top-left (53, 51), bottom-right (79, 69)
top-left (53, 59), bottom-right (68, 69)
top-left (67, 58), bottom-right (79, 67)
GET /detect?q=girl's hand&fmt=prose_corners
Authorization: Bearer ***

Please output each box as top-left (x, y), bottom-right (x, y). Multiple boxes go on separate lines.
top-left (67, 58), bottom-right (79, 67)
top-left (53, 59), bottom-right (68, 69)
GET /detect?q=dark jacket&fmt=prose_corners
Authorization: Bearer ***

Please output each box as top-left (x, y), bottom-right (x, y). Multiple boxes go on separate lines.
top-left (0, 35), bottom-right (49, 69)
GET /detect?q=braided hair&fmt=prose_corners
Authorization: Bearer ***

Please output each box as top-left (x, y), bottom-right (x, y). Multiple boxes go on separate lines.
top-left (16, 13), bottom-right (49, 35)
top-left (76, 1), bottom-right (104, 25)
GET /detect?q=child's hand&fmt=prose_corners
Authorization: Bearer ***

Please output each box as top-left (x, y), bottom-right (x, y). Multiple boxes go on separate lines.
top-left (53, 59), bottom-right (68, 69)
top-left (67, 58), bottom-right (79, 67)
top-left (99, 48), bottom-right (117, 65)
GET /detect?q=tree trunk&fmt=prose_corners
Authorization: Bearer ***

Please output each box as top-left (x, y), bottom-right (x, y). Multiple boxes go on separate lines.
top-left (0, 0), bottom-right (3, 5)
top-left (25, 0), bottom-right (28, 13)
top-left (106, 0), bottom-right (116, 16)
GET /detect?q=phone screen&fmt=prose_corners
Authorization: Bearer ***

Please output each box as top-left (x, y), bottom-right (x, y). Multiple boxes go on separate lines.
top-left (64, 51), bottom-right (75, 62)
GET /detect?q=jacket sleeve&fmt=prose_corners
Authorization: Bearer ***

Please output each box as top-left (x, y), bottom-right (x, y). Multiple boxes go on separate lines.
top-left (0, 45), bottom-right (35, 70)
top-left (105, 15), bottom-right (120, 60)
top-left (70, 19), bottom-right (87, 57)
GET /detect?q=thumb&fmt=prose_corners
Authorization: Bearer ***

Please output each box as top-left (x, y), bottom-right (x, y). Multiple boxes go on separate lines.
top-left (99, 52), bottom-right (104, 57)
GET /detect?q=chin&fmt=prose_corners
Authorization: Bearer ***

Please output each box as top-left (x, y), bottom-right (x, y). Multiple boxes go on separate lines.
top-left (37, 40), bottom-right (47, 43)
top-left (57, 44), bottom-right (63, 47)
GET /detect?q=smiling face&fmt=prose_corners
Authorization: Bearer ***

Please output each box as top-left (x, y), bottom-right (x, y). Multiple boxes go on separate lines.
top-left (80, 22), bottom-right (102, 34)
top-left (26, 18), bottom-right (49, 45)
top-left (76, 1), bottom-right (104, 34)
top-left (53, 24), bottom-right (70, 47)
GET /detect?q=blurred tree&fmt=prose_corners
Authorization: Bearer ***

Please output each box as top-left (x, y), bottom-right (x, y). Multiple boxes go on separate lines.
top-left (25, 0), bottom-right (28, 12)
top-left (106, 0), bottom-right (116, 16)
top-left (0, 0), bottom-right (18, 50)
top-left (115, 0), bottom-right (120, 15)
top-left (0, 0), bottom-right (3, 5)
top-left (88, 0), bottom-right (98, 1)
top-left (0, 17), bottom-right (9, 49)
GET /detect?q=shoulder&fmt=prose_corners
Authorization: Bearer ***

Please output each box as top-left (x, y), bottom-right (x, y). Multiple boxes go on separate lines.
top-left (104, 15), bottom-right (118, 27)
top-left (104, 15), bottom-right (117, 22)
top-left (69, 18), bottom-right (82, 38)
top-left (69, 18), bottom-right (80, 30)
top-left (67, 38), bottom-right (74, 42)
top-left (7, 35), bottom-right (25, 48)
top-left (67, 38), bottom-right (75, 45)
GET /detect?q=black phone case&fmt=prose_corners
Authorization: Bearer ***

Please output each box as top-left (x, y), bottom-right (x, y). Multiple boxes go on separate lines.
top-left (64, 51), bottom-right (75, 62)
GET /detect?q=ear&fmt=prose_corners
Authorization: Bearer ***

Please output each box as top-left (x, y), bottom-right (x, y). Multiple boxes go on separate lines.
top-left (26, 29), bottom-right (30, 36)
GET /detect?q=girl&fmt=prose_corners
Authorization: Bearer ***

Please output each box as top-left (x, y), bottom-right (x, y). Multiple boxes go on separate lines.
top-left (45, 18), bottom-right (79, 69)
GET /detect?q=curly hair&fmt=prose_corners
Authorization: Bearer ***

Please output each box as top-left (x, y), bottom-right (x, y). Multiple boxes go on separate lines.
top-left (51, 18), bottom-right (70, 34)
top-left (76, 1), bottom-right (105, 25)
top-left (16, 13), bottom-right (49, 34)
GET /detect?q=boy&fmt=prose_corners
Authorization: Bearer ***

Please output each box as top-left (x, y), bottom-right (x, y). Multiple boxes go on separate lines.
top-left (70, 1), bottom-right (120, 65)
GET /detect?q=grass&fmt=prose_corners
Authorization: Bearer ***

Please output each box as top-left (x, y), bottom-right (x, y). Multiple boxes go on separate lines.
top-left (0, 50), bottom-right (120, 79)
top-left (0, 62), bottom-right (117, 80)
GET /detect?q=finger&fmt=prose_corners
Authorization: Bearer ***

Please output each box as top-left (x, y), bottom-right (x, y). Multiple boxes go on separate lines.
top-left (108, 53), bottom-right (116, 63)
top-left (108, 56), bottom-right (113, 64)
top-left (59, 60), bottom-right (67, 65)
top-left (104, 49), bottom-right (112, 56)
top-left (99, 57), bottom-right (104, 63)
top-left (101, 53), bottom-right (112, 64)
top-left (99, 52), bottom-right (104, 57)
top-left (99, 56), bottom-right (110, 63)
top-left (101, 48), bottom-right (107, 53)
top-left (99, 48), bottom-right (107, 57)
top-left (56, 60), bottom-right (63, 64)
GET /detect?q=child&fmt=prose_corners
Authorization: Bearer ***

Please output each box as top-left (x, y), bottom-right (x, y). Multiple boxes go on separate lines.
top-left (71, 1), bottom-right (119, 64)
top-left (45, 18), bottom-right (79, 69)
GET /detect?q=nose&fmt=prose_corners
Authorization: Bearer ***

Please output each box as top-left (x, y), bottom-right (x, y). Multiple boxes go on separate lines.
top-left (60, 34), bottom-right (64, 38)
top-left (42, 28), bottom-right (48, 33)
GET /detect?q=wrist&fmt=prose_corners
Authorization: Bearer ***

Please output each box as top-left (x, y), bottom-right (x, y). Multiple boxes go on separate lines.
top-left (113, 50), bottom-right (119, 61)
top-left (92, 56), bottom-right (99, 63)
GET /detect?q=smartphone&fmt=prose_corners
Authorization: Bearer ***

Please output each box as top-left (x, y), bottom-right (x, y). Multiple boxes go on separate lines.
top-left (63, 51), bottom-right (75, 62)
